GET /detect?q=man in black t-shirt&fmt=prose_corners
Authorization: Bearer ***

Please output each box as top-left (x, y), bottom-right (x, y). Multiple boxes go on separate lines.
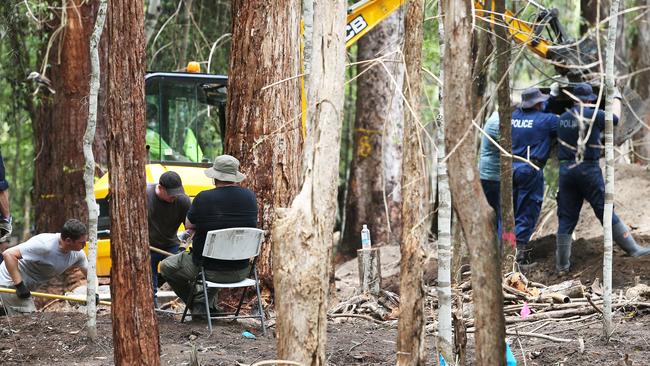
top-left (160, 155), bottom-right (257, 314)
top-left (148, 171), bottom-right (191, 306)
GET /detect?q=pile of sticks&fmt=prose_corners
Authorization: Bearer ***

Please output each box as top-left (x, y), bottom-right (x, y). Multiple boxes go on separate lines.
top-left (328, 290), bottom-right (399, 324)
top-left (459, 272), bottom-right (650, 342)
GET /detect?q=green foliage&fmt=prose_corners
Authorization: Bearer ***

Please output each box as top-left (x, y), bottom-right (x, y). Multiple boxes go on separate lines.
top-left (422, 0), bottom-right (440, 126)
top-left (0, 1), bottom-right (44, 238)
top-left (147, 0), bottom-right (231, 74)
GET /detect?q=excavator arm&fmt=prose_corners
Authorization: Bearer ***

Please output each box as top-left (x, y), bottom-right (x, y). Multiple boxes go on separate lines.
top-left (345, 0), bottom-right (406, 48)
top-left (346, 0), bottom-right (596, 80)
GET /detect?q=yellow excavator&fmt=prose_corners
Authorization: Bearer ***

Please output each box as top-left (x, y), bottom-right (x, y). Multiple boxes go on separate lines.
top-left (91, 0), bottom-right (639, 276)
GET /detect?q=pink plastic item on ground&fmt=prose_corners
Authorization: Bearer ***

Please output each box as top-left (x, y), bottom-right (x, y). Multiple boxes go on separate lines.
top-left (520, 302), bottom-right (531, 318)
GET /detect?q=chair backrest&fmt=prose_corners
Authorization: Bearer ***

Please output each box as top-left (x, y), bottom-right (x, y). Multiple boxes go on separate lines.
top-left (202, 228), bottom-right (265, 261)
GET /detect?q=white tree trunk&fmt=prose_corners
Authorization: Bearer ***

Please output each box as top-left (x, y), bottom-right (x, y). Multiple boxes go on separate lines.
top-left (85, 0), bottom-right (107, 341)
top-left (145, 0), bottom-right (163, 45)
top-left (271, 0), bottom-right (346, 364)
top-left (602, 0), bottom-right (620, 340)
top-left (436, 0), bottom-right (453, 362)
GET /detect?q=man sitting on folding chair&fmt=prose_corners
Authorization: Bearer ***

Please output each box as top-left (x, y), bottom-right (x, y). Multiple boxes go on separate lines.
top-left (160, 155), bottom-right (257, 316)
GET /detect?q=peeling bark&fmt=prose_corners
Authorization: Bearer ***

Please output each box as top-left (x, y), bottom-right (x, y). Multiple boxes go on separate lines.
top-left (272, 0), bottom-right (346, 363)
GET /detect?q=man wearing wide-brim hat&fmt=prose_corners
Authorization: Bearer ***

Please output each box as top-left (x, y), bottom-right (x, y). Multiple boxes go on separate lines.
top-left (511, 87), bottom-right (559, 269)
top-left (555, 83), bottom-right (650, 274)
top-left (160, 155), bottom-right (258, 315)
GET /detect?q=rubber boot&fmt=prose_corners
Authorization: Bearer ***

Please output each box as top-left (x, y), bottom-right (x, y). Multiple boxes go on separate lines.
top-left (613, 222), bottom-right (650, 257)
top-left (555, 234), bottom-right (572, 273)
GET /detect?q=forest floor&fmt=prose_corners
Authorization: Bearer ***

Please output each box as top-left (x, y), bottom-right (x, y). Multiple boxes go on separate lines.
top-left (2, 165), bottom-right (650, 365)
top-left (0, 285), bottom-right (648, 365)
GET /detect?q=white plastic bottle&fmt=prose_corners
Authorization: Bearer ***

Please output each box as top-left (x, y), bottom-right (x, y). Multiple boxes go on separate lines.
top-left (361, 224), bottom-right (372, 250)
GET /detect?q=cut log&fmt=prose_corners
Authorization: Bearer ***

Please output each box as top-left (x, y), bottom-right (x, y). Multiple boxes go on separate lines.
top-left (357, 248), bottom-right (381, 296)
top-left (539, 292), bottom-right (571, 304)
top-left (541, 279), bottom-right (584, 298)
top-left (625, 284), bottom-right (650, 300)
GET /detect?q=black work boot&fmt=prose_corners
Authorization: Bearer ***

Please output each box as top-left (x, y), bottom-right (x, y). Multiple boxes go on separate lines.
top-left (555, 234), bottom-right (572, 274)
top-left (516, 243), bottom-right (535, 269)
top-left (613, 222), bottom-right (650, 257)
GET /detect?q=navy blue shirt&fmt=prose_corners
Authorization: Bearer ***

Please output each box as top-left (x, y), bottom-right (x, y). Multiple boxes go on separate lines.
top-left (557, 107), bottom-right (619, 161)
top-left (187, 186), bottom-right (258, 270)
top-left (511, 108), bottom-right (558, 163)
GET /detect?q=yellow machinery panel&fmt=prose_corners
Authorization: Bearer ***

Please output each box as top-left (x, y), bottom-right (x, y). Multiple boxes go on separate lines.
top-left (345, 0), bottom-right (406, 48)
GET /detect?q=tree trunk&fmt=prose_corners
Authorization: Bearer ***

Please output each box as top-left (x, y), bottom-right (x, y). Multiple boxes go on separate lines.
top-left (435, 0), bottom-right (453, 361)
top-left (602, 0), bottom-right (620, 340)
top-left (341, 8), bottom-right (405, 256)
top-left (107, 0), bottom-right (160, 364)
top-left (34, 0), bottom-right (94, 233)
top-left (471, 0), bottom-right (493, 126)
top-left (34, 0), bottom-right (108, 299)
top-left (396, 1), bottom-right (427, 365)
top-left (272, 0), bottom-right (346, 363)
top-left (442, 0), bottom-right (505, 364)
top-left (85, 0), bottom-right (108, 341)
top-left (495, 0), bottom-right (515, 256)
top-left (226, 0), bottom-right (303, 287)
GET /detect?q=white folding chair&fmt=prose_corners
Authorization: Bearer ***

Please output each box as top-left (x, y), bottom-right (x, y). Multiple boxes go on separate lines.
top-left (180, 227), bottom-right (266, 335)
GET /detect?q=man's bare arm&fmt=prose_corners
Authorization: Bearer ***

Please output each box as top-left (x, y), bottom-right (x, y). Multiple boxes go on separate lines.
top-left (184, 217), bottom-right (196, 231)
top-left (2, 247), bottom-right (23, 285)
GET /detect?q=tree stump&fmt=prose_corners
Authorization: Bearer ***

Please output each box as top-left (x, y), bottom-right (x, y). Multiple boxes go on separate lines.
top-left (357, 248), bottom-right (381, 296)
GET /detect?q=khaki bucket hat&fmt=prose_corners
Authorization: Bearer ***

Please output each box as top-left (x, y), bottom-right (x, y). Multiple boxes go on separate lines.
top-left (204, 155), bottom-right (246, 182)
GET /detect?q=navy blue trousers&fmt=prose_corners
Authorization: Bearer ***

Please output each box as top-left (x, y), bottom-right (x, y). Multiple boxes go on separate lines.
top-left (513, 162), bottom-right (544, 246)
top-left (557, 162), bottom-right (621, 235)
top-left (481, 179), bottom-right (501, 239)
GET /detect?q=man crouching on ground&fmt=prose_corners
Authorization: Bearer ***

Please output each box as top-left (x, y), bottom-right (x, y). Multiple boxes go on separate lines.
top-left (0, 219), bottom-right (89, 315)
top-left (160, 154), bottom-right (258, 316)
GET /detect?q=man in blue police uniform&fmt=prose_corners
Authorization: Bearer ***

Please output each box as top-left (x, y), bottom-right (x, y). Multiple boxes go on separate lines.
top-left (511, 87), bottom-right (558, 267)
top-left (555, 83), bottom-right (650, 273)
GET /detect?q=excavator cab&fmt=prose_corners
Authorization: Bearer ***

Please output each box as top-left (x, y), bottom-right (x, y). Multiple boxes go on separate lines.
top-left (145, 72), bottom-right (228, 163)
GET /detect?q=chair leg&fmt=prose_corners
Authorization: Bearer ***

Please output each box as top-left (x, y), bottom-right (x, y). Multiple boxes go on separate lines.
top-left (234, 285), bottom-right (248, 317)
top-left (181, 276), bottom-right (199, 324)
top-left (201, 270), bottom-right (212, 334)
top-left (254, 267), bottom-right (266, 336)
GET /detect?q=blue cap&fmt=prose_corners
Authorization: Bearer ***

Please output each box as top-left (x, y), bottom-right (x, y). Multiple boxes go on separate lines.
top-left (573, 83), bottom-right (597, 102)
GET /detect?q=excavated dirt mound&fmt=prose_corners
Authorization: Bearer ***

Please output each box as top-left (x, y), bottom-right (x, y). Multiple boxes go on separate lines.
top-left (524, 234), bottom-right (650, 289)
top-left (527, 163), bottom-right (650, 288)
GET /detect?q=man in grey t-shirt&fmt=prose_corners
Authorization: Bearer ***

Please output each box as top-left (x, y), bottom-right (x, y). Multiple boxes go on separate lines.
top-left (0, 219), bottom-right (89, 315)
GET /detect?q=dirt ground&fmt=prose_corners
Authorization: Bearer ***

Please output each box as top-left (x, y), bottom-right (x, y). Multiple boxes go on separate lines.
top-left (0, 311), bottom-right (435, 365)
top-left (1, 304), bottom-right (649, 365)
